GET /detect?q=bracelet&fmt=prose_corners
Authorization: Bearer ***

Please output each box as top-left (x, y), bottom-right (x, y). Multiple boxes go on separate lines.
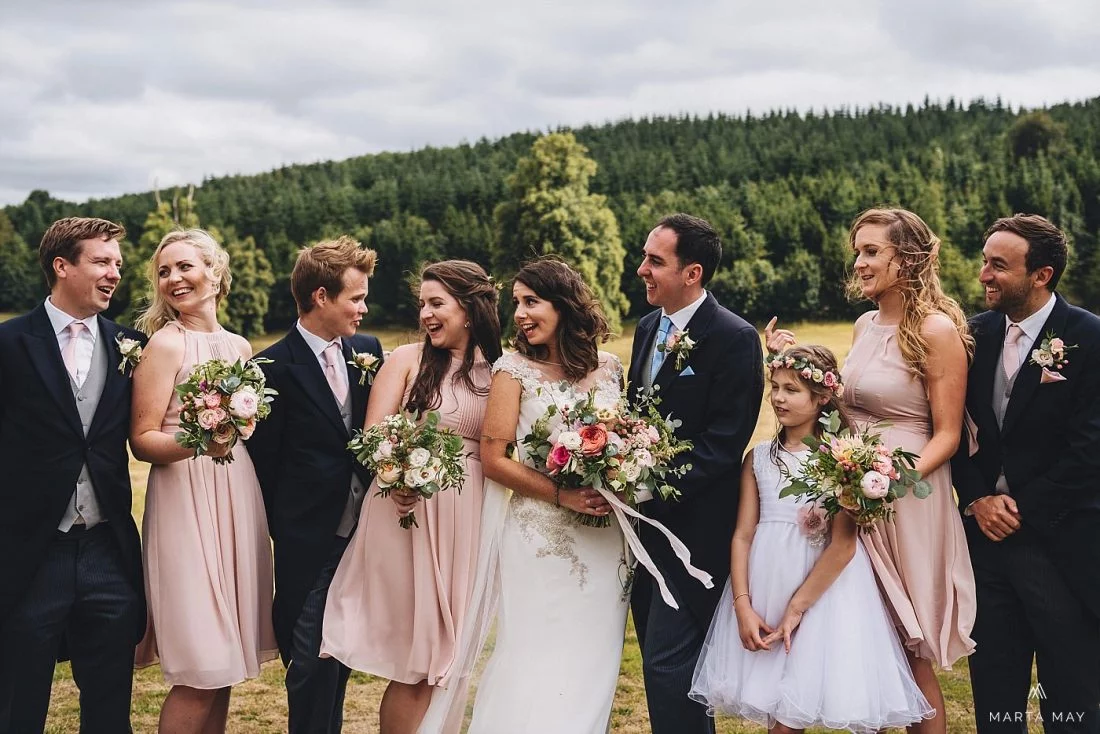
top-left (733, 592), bottom-right (750, 603)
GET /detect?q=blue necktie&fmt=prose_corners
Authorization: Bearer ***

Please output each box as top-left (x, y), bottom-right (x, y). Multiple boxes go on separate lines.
top-left (650, 315), bottom-right (673, 383)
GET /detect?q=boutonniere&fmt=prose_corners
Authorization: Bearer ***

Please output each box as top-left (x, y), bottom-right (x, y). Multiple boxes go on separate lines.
top-left (116, 335), bottom-right (143, 376)
top-left (658, 328), bottom-right (695, 371)
top-left (1029, 331), bottom-right (1076, 383)
top-left (348, 351), bottom-right (381, 386)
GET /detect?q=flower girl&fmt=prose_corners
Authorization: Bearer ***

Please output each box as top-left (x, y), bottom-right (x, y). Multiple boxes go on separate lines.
top-left (689, 345), bottom-right (934, 733)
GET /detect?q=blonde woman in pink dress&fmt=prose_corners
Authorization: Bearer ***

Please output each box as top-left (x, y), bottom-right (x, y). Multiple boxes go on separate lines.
top-left (321, 260), bottom-right (502, 734)
top-left (767, 208), bottom-right (976, 734)
top-left (131, 229), bottom-right (277, 734)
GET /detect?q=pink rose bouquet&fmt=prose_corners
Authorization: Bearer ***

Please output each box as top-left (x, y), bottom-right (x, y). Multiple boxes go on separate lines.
top-left (347, 411), bottom-right (465, 529)
top-left (175, 357), bottom-right (277, 465)
top-left (521, 385), bottom-right (693, 528)
top-left (779, 411), bottom-right (930, 530)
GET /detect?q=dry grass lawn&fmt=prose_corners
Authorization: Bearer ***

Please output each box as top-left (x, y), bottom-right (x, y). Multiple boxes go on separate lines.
top-left (39, 319), bottom-right (1025, 732)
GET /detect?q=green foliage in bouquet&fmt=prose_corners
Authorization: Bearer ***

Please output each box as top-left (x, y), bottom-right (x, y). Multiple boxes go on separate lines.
top-left (175, 357), bottom-right (277, 464)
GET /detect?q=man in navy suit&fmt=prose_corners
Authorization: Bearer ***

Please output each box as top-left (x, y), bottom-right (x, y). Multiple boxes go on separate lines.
top-left (0, 217), bottom-right (146, 733)
top-left (952, 214), bottom-right (1100, 732)
top-left (628, 213), bottom-right (764, 734)
top-left (248, 236), bottom-right (383, 734)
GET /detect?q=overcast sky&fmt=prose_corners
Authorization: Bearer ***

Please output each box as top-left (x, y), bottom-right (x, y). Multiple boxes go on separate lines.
top-left (2, 0), bottom-right (1099, 206)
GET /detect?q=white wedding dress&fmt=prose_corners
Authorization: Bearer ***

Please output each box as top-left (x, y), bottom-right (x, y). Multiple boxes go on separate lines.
top-left (420, 351), bottom-right (631, 734)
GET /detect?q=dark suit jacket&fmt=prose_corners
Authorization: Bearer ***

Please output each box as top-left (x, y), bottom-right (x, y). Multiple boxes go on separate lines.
top-left (246, 327), bottom-right (382, 662)
top-left (0, 304), bottom-right (146, 641)
top-left (628, 293), bottom-right (764, 629)
top-left (951, 293), bottom-right (1100, 613)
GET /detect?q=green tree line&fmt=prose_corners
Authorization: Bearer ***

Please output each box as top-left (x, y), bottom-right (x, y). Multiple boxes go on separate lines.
top-left (3, 96), bottom-right (1098, 331)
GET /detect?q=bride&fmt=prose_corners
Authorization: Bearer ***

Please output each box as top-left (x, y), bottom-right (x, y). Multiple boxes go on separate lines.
top-left (420, 258), bottom-right (710, 734)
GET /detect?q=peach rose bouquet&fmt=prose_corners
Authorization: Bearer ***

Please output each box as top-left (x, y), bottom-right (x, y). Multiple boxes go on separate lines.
top-left (522, 385), bottom-right (692, 527)
top-left (778, 411), bottom-right (930, 530)
top-left (175, 357), bottom-right (277, 465)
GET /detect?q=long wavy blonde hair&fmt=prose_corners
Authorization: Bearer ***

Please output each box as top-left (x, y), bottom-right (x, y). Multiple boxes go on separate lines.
top-left (846, 208), bottom-right (973, 374)
top-left (135, 229), bottom-right (232, 335)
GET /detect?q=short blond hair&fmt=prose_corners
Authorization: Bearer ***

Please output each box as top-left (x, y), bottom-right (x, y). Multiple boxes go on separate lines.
top-left (135, 229), bottom-right (232, 335)
top-left (39, 217), bottom-right (126, 288)
top-left (291, 236), bottom-right (377, 314)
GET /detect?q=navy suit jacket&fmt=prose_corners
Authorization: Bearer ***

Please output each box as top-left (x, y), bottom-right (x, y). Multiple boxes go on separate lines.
top-left (0, 304), bottom-right (146, 641)
top-left (951, 293), bottom-right (1100, 615)
top-left (628, 293), bottom-right (764, 629)
top-left (246, 327), bottom-right (382, 662)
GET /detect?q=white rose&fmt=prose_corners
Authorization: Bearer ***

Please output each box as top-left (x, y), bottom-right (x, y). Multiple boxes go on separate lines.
top-left (377, 463), bottom-right (402, 486)
top-left (634, 448), bottom-right (655, 468)
top-left (621, 461), bottom-right (642, 482)
top-left (228, 386), bottom-right (260, 420)
top-left (405, 465), bottom-right (435, 488)
top-left (377, 440), bottom-right (394, 459)
top-left (558, 431), bottom-right (582, 451)
top-left (427, 458), bottom-right (445, 482)
top-left (408, 447), bottom-right (431, 468)
top-left (1032, 348), bottom-right (1054, 367)
top-left (860, 470), bottom-right (890, 499)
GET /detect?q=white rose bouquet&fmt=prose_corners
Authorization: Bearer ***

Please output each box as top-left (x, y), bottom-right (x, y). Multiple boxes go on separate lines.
top-left (175, 357), bottom-right (277, 465)
top-left (779, 411), bottom-right (930, 531)
top-left (347, 411), bottom-right (466, 529)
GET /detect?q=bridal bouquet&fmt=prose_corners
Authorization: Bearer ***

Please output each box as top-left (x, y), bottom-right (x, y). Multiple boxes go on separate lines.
top-left (522, 385), bottom-right (693, 528)
top-left (175, 357), bottom-right (277, 465)
top-left (779, 411), bottom-right (930, 530)
top-left (347, 411), bottom-right (466, 529)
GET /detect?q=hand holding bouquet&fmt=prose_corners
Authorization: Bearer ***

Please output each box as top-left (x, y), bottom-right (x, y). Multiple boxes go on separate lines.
top-left (522, 385), bottom-right (693, 527)
top-left (779, 411), bottom-right (931, 532)
top-left (348, 411), bottom-right (466, 529)
top-left (175, 357), bottom-right (277, 464)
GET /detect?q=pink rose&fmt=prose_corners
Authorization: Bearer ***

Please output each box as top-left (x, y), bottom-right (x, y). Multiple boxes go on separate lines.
top-left (202, 391), bottom-right (222, 409)
top-left (801, 368), bottom-right (813, 379)
top-left (646, 426), bottom-right (660, 444)
top-left (578, 424), bottom-right (609, 457)
top-left (239, 419), bottom-right (257, 440)
top-left (211, 422), bottom-right (236, 445)
top-left (197, 408), bottom-right (221, 431)
top-left (192, 396), bottom-right (205, 410)
top-left (228, 387), bottom-right (259, 420)
top-left (823, 371), bottom-right (838, 388)
top-left (872, 459), bottom-right (893, 476)
top-left (1050, 337), bottom-right (1065, 352)
top-left (546, 444), bottom-right (571, 474)
top-left (797, 501), bottom-right (828, 539)
top-left (860, 470), bottom-right (890, 499)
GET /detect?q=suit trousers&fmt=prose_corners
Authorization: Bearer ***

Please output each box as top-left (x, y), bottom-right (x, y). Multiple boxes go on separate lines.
top-left (286, 536), bottom-right (351, 734)
top-left (967, 523), bottom-right (1100, 733)
top-left (0, 524), bottom-right (140, 734)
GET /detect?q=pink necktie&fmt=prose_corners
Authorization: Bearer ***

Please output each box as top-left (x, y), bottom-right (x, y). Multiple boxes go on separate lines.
top-left (323, 342), bottom-right (348, 404)
top-left (62, 321), bottom-right (86, 381)
top-left (1002, 323), bottom-right (1023, 381)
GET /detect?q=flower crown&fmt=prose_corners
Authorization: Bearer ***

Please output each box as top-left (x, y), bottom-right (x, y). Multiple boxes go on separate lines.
top-left (766, 352), bottom-right (844, 397)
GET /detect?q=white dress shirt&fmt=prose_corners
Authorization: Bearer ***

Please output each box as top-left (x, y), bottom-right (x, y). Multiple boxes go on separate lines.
top-left (44, 297), bottom-right (99, 387)
top-left (296, 321), bottom-right (348, 402)
top-left (1003, 292), bottom-right (1057, 372)
top-left (650, 290), bottom-right (708, 365)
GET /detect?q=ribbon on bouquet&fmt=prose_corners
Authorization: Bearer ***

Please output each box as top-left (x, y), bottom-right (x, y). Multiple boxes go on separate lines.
top-left (593, 487), bottom-right (713, 609)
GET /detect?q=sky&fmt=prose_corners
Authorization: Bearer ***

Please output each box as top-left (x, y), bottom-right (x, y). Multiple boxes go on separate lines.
top-left (2, 0), bottom-right (1099, 206)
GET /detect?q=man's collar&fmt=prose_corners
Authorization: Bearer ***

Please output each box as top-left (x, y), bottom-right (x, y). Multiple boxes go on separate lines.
top-left (1009, 292), bottom-right (1057, 342)
top-left (44, 297), bottom-right (99, 342)
top-left (661, 290), bottom-right (708, 331)
top-left (296, 320), bottom-right (341, 357)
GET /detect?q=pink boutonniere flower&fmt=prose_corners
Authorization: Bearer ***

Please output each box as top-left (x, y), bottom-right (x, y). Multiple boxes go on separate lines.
top-left (657, 328), bottom-right (696, 371)
top-left (1029, 331), bottom-right (1076, 383)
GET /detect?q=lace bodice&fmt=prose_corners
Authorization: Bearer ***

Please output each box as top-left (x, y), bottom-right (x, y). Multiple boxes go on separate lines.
top-left (752, 442), bottom-right (811, 525)
top-left (491, 351), bottom-right (623, 467)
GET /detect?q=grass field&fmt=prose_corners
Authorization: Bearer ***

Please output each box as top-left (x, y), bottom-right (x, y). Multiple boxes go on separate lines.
top-left (38, 319), bottom-right (1019, 732)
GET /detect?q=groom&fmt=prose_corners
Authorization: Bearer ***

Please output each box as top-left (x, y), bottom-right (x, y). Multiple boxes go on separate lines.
top-left (629, 213), bottom-right (764, 733)
top-left (952, 214), bottom-right (1100, 732)
top-left (0, 217), bottom-right (146, 732)
top-left (248, 236), bottom-right (383, 734)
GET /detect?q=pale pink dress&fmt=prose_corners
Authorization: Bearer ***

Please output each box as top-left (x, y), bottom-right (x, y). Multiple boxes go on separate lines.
top-left (320, 355), bottom-right (490, 686)
top-left (841, 315), bottom-right (977, 668)
top-left (135, 322), bottom-right (278, 688)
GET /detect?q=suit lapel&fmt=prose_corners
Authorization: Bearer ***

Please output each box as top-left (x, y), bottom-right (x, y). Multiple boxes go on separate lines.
top-left (630, 312), bottom-right (659, 396)
top-left (1002, 295), bottom-right (1069, 437)
top-left (652, 293), bottom-right (716, 393)
top-left (970, 313), bottom-right (1004, 437)
top-left (87, 317), bottom-right (129, 439)
top-left (343, 339), bottom-right (368, 435)
top-left (286, 328), bottom-right (347, 436)
top-left (22, 304), bottom-right (83, 437)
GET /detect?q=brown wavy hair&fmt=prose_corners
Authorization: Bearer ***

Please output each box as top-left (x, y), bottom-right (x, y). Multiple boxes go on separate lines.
top-left (768, 345), bottom-right (854, 468)
top-left (512, 258), bottom-right (610, 382)
top-left (846, 208), bottom-right (973, 374)
top-left (405, 260), bottom-right (502, 415)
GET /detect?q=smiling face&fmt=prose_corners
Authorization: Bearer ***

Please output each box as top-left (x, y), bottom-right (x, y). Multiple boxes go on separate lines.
top-left (419, 278), bottom-right (469, 352)
top-left (851, 224), bottom-right (902, 301)
top-left (513, 280), bottom-right (560, 348)
top-left (310, 267), bottom-right (370, 340)
top-left (156, 241), bottom-right (218, 316)
top-left (769, 369), bottom-right (824, 431)
top-left (50, 236), bottom-right (123, 319)
top-left (980, 230), bottom-right (1048, 321)
top-left (637, 225), bottom-right (701, 312)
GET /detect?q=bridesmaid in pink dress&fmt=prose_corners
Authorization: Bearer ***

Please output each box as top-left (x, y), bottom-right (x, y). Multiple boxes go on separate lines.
top-left (321, 260), bottom-right (502, 733)
top-left (767, 208), bottom-right (976, 734)
top-left (131, 229), bottom-right (277, 734)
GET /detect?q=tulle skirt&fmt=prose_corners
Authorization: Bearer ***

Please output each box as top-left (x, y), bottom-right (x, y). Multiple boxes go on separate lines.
top-left (689, 522), bottom-right (934, 733)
